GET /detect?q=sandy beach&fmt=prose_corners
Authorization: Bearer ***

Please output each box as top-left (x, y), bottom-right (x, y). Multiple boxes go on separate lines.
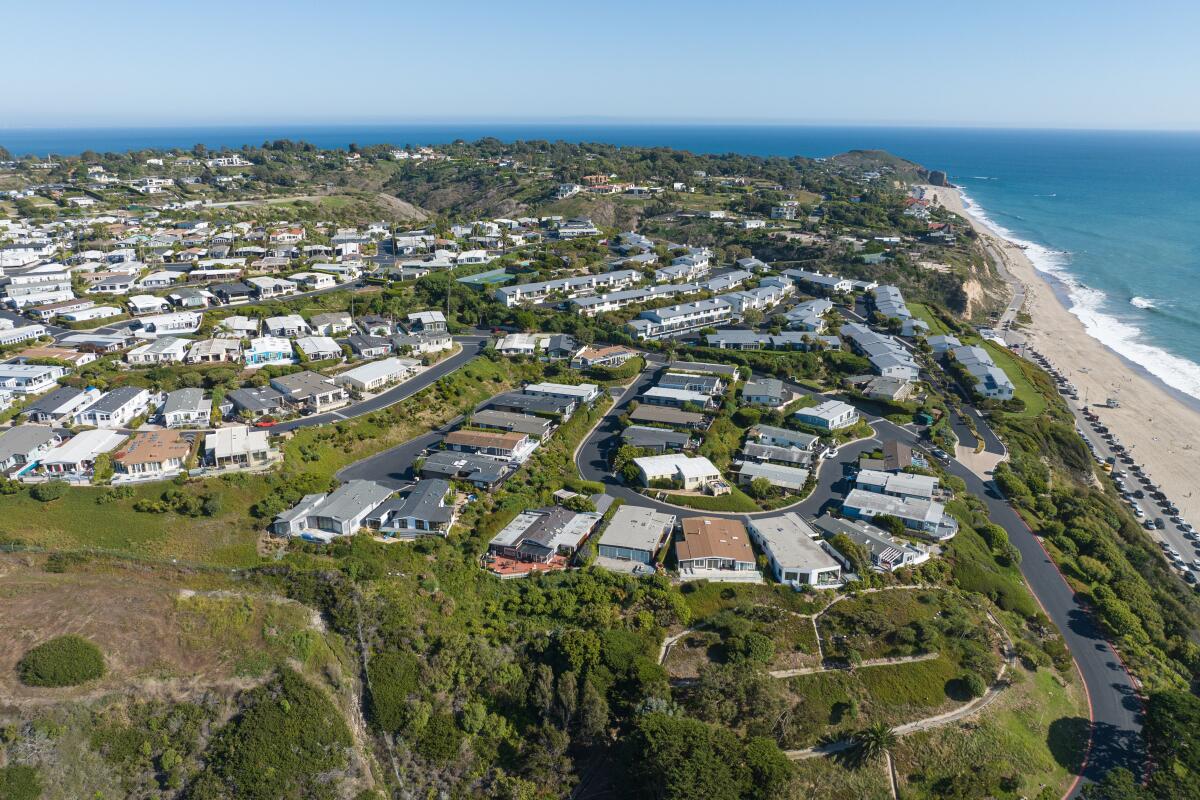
top-left (920, 185), bottom-right (1200, 521)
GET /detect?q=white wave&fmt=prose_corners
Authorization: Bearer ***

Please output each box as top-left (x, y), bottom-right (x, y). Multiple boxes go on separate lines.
top-left (1034, 193), bottom-right (1057, 198)
top-left (958, 188), bottom-right (1200, 401)
top-left (1130, 296), bottom-right (1156, 310)
top-left (970, 175), bottom-right (997, 180)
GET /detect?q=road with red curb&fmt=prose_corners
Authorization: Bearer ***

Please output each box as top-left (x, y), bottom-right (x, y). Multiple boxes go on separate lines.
top-left (875, 417), bottom-right (1146, 796)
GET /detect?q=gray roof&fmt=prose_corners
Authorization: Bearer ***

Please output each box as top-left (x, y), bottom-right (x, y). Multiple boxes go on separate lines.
top-left (374, 479), bottom-right (453, 525)
top-left (598, 504), bottom-right (676, 554)
top-left (318, 480), bottom-right (393, 523)
top-left (25, 385), bottom-right (84, 415)
top-left (621, 425), bottom-right (690, 449)
top-left (227, 386), bottom-right (284, 413)
top-left (420, 450), bottom-right (509, 485)
top-left (743, 378), bottom-right (785, 399)
top-left (270, 371), bottom-right (338, 400)
top-left (486, 392), bottom-right (573, 416)
top-left (81, 385), bottom-right (146, 415)
top-left (0, 425), bottom-right (57, 463)
top-left (163, 388), bottom-right (208, 415)
top-left (470, 409), bottom-right (553, 437)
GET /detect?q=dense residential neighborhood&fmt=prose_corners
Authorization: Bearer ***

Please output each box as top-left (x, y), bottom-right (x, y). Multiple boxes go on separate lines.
top-left (0, 135), bottom-right (1188, 800)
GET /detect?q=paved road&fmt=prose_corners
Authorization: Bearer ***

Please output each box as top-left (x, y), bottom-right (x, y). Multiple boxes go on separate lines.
top-left (336, 419), bottom-right (462, 489)
top-left (271, 336), bottom-right (488, 433)
top-left (572, 375), bottom-right (1143, 791)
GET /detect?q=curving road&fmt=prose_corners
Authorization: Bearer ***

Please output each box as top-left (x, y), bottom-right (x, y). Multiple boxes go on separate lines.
top-left (272, 335), bottom-right (488, 433)
top-left (573, 369), bottom-right (1143, 794)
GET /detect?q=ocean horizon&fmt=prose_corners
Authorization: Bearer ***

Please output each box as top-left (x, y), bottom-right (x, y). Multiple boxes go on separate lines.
top-left (5, 123), bottom-right (1200, 402)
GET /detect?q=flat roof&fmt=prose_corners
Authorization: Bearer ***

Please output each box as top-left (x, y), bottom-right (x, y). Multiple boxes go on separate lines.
top-left (114, 429), bottom-right (191, 465)
top-left (599, 504), bottom-right (676, 553)
top-left (747, 513), bottom-right (839, 571)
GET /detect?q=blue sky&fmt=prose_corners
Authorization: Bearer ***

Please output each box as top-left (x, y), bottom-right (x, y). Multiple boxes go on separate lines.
top-left (5, 0), bottom-right (1199, 130)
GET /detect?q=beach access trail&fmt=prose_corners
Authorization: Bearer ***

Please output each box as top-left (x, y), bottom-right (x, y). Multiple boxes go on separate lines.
top-left (921, 185), bottom-right (1200, 523)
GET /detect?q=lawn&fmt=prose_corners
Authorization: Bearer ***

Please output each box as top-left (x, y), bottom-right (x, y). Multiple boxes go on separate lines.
top-left (657, 486), bottom-right (760, 512)
top-left (855, 654), bottom-right (961, 716)
top-left (909, 302), bottom-right (954, 336)
top-left (982, 341), bottom-right (1048, 418)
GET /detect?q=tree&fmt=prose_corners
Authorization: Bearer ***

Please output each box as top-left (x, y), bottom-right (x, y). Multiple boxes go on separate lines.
top-left (1082, 768), bottom-right (1149, 800)
top-left (529, 663), bottom-right (555, 719)
top-left (748, 476), bottom-right (773, 500)
top-left (851, 721), bottom-right (896, 764)
top-left (829, 532), bottom-right (870, 576)
top-left (556, 670), bottom-right (578, 728)
top-left (578, 679), bottom-right (609, 743)
top-left (872, 514), bottom-right (907, 538)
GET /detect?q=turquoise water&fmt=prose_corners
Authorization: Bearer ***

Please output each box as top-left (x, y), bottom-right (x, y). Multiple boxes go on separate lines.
top-left (5, 124), bottom-right (1200, 397)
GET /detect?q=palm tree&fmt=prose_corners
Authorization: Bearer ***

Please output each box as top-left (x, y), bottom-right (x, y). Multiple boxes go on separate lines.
top-left (852, 721), bottom-right (897, 764)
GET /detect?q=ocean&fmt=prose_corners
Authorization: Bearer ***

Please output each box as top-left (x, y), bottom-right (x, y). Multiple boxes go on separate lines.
top-left (5, 124), bottom-right (1200, 400)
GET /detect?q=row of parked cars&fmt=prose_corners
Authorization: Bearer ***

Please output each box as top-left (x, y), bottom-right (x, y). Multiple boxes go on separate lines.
top-left (1026, 347), bottom-right (1197, 588)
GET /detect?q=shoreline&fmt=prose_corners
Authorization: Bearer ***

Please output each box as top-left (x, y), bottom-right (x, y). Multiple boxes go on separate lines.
top-left (919, 184), bottom-right (1200, 521)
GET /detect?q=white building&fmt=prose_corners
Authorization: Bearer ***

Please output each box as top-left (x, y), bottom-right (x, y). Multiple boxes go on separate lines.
top-left (294, 336), bottom-right (343, 362)
top-left (746, 514), bottom-right (843, 588)
top-left (794, 400), bottom-right (860, 432)
top-left (40, 429), bottom-right (127, 474)
top-left (74, 386), bottom-right (154, 428)
top-left (333, 357), bottom-right (418, 392)
top-left (633, 453), bottom-right (721, 491)
top-left (126, 337), bottom-right (189, 365)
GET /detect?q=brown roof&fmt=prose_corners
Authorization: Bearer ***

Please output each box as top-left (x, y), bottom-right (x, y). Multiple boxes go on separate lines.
top-left (17, 346), bottom-right (90, 364)
top-left (113, 430), bottom-right (192, 466)
top-left (577, 345), bottom-right (636, 360)
top-left (629, 405), bottom-right (706, 426)
top-left (444, 429), bottom-right (527, 450)
top-left (675, 517), bottom-right (755, 563)
top-left (882, 440), bottom-right (913, 472)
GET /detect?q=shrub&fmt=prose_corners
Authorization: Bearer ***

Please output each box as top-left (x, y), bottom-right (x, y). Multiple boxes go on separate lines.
top-left (18, 635), bottom-right (106, 687)
top-left (0, 765), bottom-right (42, 800)
top-left (30, 480), bottom-right (68, 502)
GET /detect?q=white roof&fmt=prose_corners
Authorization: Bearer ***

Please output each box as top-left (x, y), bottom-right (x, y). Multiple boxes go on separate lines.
top-left (41, 429), bottom-right (126, 466)
top-left (335, 357), bottom-right (418, 384)
top-left (524, 382), bottom-right (597, 399)
top-left (633, 453), bottom-right (719, 480)
top-left (205, 425), bottom-right (269, 460)
top-left (747, 513), bottom-right (839, 570)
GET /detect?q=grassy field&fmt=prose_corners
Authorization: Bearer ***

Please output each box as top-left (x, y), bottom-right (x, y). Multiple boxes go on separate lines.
top-left (680, 581), bottom-right (826, 620)
top-left (788, 664), bottom-right (1086, 799)
top-left (982, 340), bottom-right (1048, 418)
top-left (818, 589), bottom-right (954, 661)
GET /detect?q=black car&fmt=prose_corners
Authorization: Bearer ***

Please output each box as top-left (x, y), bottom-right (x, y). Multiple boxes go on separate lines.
top-left (1154, 519), bottom-right (1166, 530)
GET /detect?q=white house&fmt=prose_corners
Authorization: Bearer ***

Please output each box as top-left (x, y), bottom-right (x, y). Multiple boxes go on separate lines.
top-left (333, 357), bottom-right (418, 392)
top-left (40, 429), bottom-right (127, 474)
top-left (294, 336), bottom-right (343, 362)
top-left (74, 386), bottom-right (154, 428)
top-left (633, 453), bottom-right (722, 491)
top-left (126, 337), bottom-right (189, 365)
top-left (746, 514), bottom-right (843, 588)
top-left (794, 400), bottom-right (860, 432)
top-left (161, 388), bottom-right (212, 428)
